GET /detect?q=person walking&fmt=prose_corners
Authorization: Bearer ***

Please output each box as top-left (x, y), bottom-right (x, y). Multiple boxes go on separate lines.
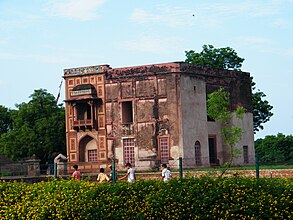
top-left (119, 162), bottom-right (136, 183)
top-left (162, 164), bottom-right (171, 182)
top-left (97, 168), bottom-right (110, 183)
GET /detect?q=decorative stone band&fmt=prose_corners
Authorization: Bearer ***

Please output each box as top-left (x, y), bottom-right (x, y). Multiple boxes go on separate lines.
top-left (64, 65), bottom-right (110, 76)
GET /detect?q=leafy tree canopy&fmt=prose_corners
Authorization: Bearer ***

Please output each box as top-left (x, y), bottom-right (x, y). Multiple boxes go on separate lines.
top-left (251, 79), bottom-right (273, 132)
top-left (0, 105), bottom-right (12, 135)
top-left (0, 89), bottom-right (66, 163)
top-left (185, 44), bottom-right (273, 133)
top-left (255, 133), bottom-right (293, 165)
top-left (185, 44), bottom-right (245, 70)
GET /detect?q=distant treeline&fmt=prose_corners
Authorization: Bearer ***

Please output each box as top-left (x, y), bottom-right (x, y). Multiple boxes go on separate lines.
top-left (255, 133), bottom-right (293, 165)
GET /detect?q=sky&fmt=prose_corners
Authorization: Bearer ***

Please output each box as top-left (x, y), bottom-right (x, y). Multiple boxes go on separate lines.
top-left (0, 0), bottom-right (292, 139)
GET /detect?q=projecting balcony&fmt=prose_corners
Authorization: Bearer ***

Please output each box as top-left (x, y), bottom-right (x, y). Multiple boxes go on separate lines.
top-left (73, 119), bottom-right (97, 131)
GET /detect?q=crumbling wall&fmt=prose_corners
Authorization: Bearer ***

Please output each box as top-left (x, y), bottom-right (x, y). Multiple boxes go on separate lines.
top-left (121, 82), bottom-right (133, 98)
top-left (136, 124), bottom-right (154, 150)
top-left (136, 80), bottom-right (154, 97)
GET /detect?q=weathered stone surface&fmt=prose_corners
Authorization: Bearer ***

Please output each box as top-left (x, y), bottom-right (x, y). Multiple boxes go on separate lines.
top-left (65, 62), bottom-right (254, 173)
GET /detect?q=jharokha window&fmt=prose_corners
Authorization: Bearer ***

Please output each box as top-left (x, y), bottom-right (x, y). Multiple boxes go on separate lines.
top-left (76, 103), bottom-right (91, 120)
top-left (66, 84), bottom-right (101, 131)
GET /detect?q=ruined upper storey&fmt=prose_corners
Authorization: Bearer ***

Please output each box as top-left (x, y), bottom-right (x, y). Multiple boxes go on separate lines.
top-left (64, 62), bottom-right (252, 112)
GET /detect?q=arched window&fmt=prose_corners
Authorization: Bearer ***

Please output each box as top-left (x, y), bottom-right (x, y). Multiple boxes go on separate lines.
top-left (194, 141), bottom-right (201, 165)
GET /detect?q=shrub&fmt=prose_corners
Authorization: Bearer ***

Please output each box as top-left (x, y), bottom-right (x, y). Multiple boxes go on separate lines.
top-left (0, 177), bottom-right (292, 219)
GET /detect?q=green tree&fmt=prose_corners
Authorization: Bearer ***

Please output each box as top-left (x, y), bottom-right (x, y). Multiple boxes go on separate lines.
top-left (255, 133), bottom-right (293, 164)
top-left (185, 44), bottom-right (245, 70)
top-left (185, 44), bottom-right (273, 132)
top-left (0, 89), bottom-right (66, 164)
top-left (0, 105), bottom-right (12, 136)
top-left (251, 79), bottom-right (273, 132)
top-left (207, 88), bottom-right (245, 176)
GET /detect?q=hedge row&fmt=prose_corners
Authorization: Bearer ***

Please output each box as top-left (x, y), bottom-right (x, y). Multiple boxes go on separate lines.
top-left (0, 177), bottom-right (292, 219)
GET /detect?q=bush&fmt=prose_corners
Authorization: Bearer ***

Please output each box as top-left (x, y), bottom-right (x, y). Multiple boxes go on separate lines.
top-left (0, 177), bottom-right (292, 219)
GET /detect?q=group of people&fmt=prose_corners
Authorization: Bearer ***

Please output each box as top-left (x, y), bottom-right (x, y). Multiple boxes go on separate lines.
top-left (71, 163), bottom-right (172, 182)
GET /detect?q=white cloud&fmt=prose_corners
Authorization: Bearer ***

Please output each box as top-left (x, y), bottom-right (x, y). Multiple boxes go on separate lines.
top-left (122, 35), bottom-right (182, 54)
top-left (272, 18), bottom-right (292, 28)
top-left (238, 36), bottom-right (273, 46)
top-left (130, 1), bottom-right (283, 28)
top-left (45, 0), bottom-right (106, 21)
top-left (0, 13), bottom-right (43, 29)
top-left (130, 6), bottom-right (195, 27)
top-left (237, 37), bottom-right (293, 57)
top-left (204, 1), bottom-right (279, 18)
top-left (0, 52), bottom-right (77, 64)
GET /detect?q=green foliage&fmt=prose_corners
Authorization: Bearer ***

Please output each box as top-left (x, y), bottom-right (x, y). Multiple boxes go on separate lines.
top-left (251, 78), bottom-right (274, 133)
top-left (0, 105), bottom-right (12, 136)
top-left (0, 89), bottom-right (65, 163)
top-left (207, 88), bottom-right (244, 148)
top-left (184, 45), bottom-right (274, 133)
top-left (207, 88), bottom-right (230, 125)
top-left (255, 133), bottom-right (293, 165)
top-left (207, 88), bottom-right (244, 176)
top-left (185, 45), bottom-right (245, 70)
top-left (0, 178), bottom-right (292, 219)
top-left (222, 126), bottom-right (243, 153)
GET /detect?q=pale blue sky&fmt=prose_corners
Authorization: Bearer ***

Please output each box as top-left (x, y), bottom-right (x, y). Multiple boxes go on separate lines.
top-left (0, 0), bottom-right (292, 139)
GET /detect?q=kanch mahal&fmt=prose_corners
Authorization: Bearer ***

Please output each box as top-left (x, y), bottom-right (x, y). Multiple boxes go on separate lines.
top-left (63, 62), bottom-right (254, 173)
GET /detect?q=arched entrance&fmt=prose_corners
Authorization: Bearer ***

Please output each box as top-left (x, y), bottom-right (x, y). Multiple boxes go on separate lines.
top-left (79, 136), bottom-right (98, 162)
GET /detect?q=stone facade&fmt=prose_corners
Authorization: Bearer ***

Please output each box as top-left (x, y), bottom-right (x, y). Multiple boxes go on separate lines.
top-left (63, 62), bottom-right (254, 173)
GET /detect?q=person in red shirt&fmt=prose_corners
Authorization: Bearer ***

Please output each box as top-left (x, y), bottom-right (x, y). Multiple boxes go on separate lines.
top-left (72, 164), bottom-right (81, 180)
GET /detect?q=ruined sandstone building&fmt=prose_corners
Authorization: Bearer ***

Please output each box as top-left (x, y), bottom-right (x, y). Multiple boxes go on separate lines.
top-left (64, 62), bottom-right (254, 173)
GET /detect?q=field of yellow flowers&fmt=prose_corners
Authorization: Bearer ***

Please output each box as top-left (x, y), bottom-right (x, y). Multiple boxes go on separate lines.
top-left (0, 177), bottom-right (292, 219)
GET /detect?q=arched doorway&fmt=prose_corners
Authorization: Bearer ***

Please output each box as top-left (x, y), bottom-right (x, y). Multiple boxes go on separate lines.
top-left (79, 136), bottom-right (98, 162)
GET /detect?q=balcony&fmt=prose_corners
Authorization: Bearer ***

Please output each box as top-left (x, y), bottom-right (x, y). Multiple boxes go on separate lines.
top-left (73, 119), bottom-right (97, 131)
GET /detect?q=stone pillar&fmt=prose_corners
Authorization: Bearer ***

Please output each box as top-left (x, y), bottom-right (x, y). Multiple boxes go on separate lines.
top-left (54, 154), bottom-right (68, 176)
top-left (26, 154), bottom-right (41, 176)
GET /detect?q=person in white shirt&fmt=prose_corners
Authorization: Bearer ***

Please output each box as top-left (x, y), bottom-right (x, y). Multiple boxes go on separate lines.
top-left (119, 162), bottom-right (136, 183)
top-left (162, 163), bottom-right (171, 182)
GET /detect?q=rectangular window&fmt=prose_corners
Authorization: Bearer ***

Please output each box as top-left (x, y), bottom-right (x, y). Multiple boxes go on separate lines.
top-left (194, 141), bottom-right (201, 166)
top-left (123, 138), bottom-right (135, 166)
top-left (159, 137), bottom-right (169, 164)
top-left (88, 149), bottom-right (98, 162)
top-left (122, 101), bottom-right (133, 124)
top-left (243, 145), bottom-right (249, 164)
top-left (208, 137), bottom-right (217, 164)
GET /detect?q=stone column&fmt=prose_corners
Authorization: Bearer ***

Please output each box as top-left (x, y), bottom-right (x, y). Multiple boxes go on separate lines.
top-left (26, 154), bottom-right (41, 176)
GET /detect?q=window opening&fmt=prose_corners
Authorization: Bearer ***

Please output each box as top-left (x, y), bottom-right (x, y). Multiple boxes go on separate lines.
top-left (76, 103), bottom-right (91, 120)
top-left (194, 141), bottom-right (201, 165)
top-left (208, 137), bottom-right (217, 164)
top-left (123, 138), bottom-right (135, 166)
top-left (159, 137), bottom-right (169, 164)
top-left (243, 145), bottom-right (249, 164)
top-left (88, 149), bottom-right (98, 162)
top-left (122, 101), bottom-right (133, 124)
